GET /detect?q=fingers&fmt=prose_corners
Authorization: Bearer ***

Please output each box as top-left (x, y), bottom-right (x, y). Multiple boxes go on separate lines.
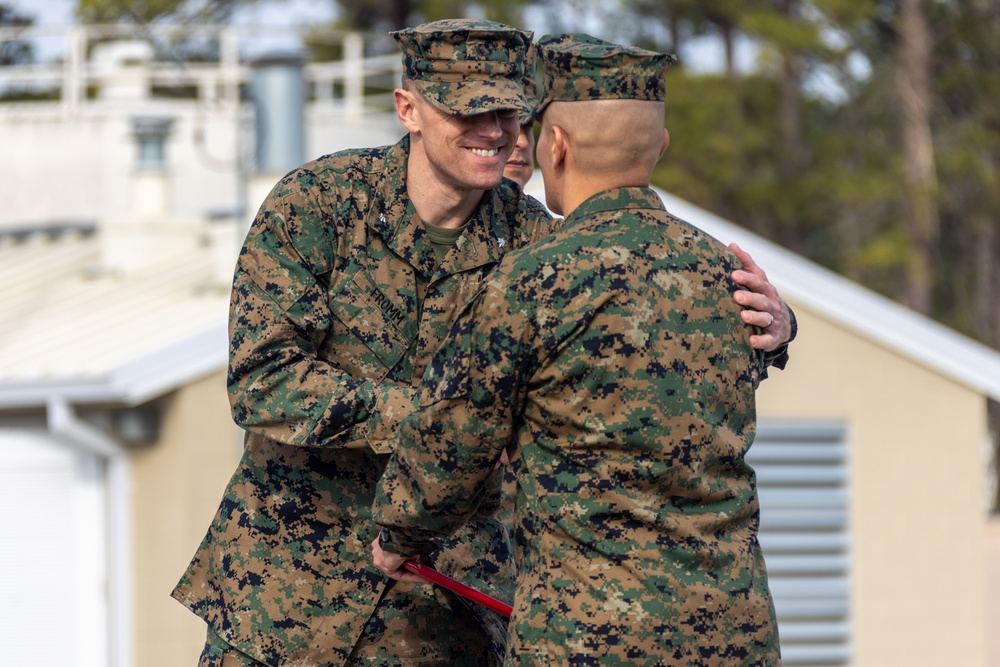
top-left (747, 331), bottom-right (779, 351)
top-left (370, 537), bottom-right (434, 583)
top-left (741, 309), bottom-right (781, 352)
top-left (745, 307), bottom-right (781, 350)
top-left (371, 537), bottom-right (407, 579)
top-left (392, 569), bottom-right (433, 584)
top-left (729, 243), bottom-right (792, 351)
top-left (770, 301), bottom-right (793, 347)
top-left (740, 305), bottom-right (776, 330)
top-left (741, 303), bottom-right (791, 351)
top-left (733, 286), bottom-right (772, 312)
top-left (730, 244), bottom-right (776, 299)
top-left (729, 243), bottom-right (767, 280)
top-left (733, 279), bottom-right (782, 342)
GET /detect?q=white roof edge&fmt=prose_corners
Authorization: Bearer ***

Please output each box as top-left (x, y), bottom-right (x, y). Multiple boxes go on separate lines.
top-left (0, 322), bottom-right (228, 409)
top-left (654, 189), bottom-right (1000, 402)
top-left (109, 322), bottom-right (229, 404)
top-left (0, 378), bottom-right (122, 408)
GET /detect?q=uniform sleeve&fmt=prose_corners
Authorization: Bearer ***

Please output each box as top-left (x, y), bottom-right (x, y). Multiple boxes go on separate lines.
top-left (372, 275), bottom-right (535, 554)
top-left (227, 178), bottom-right (417, 449)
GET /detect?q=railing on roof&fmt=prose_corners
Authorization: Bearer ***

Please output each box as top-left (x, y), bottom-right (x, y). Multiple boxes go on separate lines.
top-left (0, 23), bottom-right (403, 115)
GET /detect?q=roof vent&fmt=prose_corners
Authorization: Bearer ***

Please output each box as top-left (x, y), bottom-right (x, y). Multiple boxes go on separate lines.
top-left (250, 52), bottom-right (307, 176)
top-left (92, 40), bottom-right (154, 102)
top-left (132, 116), bottom-right (174, 171)
top-left (129, 116), bottom-right (175, 218)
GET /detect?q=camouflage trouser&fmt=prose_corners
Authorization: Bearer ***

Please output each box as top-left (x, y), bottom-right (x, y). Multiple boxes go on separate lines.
top-left (347, 579), bottom-right (494, 665)
top-left (197, 580), bottom-right (494, 667)
top-left (198, 626), bottom-right (263, 667)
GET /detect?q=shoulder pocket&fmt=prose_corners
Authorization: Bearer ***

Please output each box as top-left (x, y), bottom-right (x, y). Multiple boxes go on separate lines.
top-left (239, 232), bottom-right (319, 313)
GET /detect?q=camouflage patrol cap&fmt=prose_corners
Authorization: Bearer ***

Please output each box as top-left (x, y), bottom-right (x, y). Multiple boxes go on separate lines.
top-left (518, 47), bottom-right (537, 126)
top-left (533, 33), bottom-right (677, 117)
top-left (392, 18), bottom-right (532, 117)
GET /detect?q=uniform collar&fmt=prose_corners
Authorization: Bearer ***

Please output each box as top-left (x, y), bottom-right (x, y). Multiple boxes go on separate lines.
top-left (447, 186), bottom-right (511, 274)
top-left (367, 135), bottom-right (513, 277)
top-left (564, 186), bottom-right (665, 227)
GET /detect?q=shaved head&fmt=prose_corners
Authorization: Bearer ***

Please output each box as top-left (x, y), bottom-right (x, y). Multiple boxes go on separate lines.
top-left (536, 99), bottom-right (669, 215)
top-left (543, 99), bottom-right (666, 176)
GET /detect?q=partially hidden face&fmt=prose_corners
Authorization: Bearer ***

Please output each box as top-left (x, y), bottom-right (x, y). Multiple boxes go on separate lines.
top-left (503, 123), bottom-right (536, 187)
top-left (415, 94), bottom-right (521, 193)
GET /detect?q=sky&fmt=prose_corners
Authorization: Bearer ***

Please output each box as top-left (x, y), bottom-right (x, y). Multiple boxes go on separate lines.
top-left (6, 0), bottom-right (337, 27)
top-left (5, 0), bottom-right (340, 62)
top-left (5, 0), bottom-right (76, 25)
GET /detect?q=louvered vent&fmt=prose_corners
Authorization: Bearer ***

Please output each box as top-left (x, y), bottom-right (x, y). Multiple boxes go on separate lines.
top-left (746, 422), bottom-right (851, 666)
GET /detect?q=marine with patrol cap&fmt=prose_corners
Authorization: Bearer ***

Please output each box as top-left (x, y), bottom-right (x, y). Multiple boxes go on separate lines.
top-left (173, 14), bottom-right (791, 666)
top-left (172, 18), bottom-right (552, 667)
top-left (502, 47), bottom-right (538, 188)
top-left (372, 33), bottom-right (781, 666)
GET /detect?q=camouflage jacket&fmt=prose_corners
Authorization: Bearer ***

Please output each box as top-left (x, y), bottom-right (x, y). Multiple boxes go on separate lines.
top-left (172, 135), bottom-right (555, 666)
top-left (374, 187), bottom-right (780, 666)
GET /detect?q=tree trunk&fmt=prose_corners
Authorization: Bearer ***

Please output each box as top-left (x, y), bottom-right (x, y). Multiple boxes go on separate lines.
top-left (388, 0), bottom-right (413, 31)
top-left (669, 12), bottom-right (682, 54)
top-left (777, 0), bottom-right (802, 248)
top-left (895, 0), bottom-right (938, 315)
top-left (971, 214), bottom-right (997, 346)
top-left (778, 52), bottom-right (801, 177)
top-left (721, 22), bottom-right (735, 78)
top-left (777, 0), bottom-right (801, 175)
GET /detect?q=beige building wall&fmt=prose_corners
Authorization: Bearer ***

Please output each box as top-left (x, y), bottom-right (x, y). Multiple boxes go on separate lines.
top-left (757, 305), bottom-right (989, 667)
top-left (130, 370), bottom-right (243, 667)
top-left (989, 517), bottom-right (1000, 667)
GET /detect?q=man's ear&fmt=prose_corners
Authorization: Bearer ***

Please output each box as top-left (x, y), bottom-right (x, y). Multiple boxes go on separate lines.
top-left (550, 125), bottom-right (569, 170)
top-left (395, 88), bottom-right (420, 133)
top-left (659, 128), bottom-right (670, 159)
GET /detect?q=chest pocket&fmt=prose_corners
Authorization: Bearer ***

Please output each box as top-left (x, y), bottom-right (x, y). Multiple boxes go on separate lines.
top-left (325, 268), bottom-right (413, 375)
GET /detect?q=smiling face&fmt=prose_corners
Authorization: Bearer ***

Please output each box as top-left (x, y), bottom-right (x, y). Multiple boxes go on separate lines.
top-left (405, 89), bottom-right (521, 196)
top-left (503, 122), bottom-right (536, 187)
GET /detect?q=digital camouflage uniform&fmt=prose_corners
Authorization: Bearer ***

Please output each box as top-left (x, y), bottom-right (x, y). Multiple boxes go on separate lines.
top-left (172, 19), bottom-right (554, 667)
top-left (373, 36), bottom-right (780, 666)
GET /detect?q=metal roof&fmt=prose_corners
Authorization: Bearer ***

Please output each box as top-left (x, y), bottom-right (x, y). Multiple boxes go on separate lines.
top-left (654, 189), bottom-right (1000, 403)
top-left (0, 226), bottom-right (229, 408)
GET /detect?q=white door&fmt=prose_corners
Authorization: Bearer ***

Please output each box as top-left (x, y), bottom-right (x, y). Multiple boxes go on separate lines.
top-left (0, 429), bottom-right (110, 666)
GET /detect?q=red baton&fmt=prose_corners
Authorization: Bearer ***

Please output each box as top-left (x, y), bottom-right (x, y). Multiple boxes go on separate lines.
top-left (402, 561), bottom-right (513, 618)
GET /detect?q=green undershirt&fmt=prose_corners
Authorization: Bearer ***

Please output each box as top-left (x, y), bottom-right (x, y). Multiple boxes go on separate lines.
top-left (423, 220), bottom-right (468, 266)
